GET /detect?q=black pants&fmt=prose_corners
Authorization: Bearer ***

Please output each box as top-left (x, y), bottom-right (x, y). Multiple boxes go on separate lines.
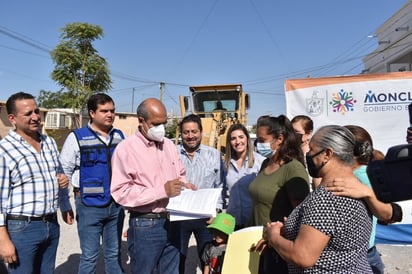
top-left (259, 247), bottom-right (288, 274)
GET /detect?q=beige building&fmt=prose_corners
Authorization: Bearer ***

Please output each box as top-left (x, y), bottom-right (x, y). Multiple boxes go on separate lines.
top-left (363, 1), bottom-right (412, 73)
top-left (0, 101), bottom-right (11, 139)
top-left (0, 102), bottom-right (138, 148)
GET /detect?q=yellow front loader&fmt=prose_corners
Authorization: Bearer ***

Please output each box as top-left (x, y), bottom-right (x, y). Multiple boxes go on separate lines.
top-left (177, 84), bottom-right (249, 153)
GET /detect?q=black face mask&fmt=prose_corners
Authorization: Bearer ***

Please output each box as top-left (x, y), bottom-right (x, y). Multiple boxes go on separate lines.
top-left (306, 149), bottom-right (325, 178)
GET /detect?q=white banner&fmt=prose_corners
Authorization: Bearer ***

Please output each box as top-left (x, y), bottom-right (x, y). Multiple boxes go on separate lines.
top-left (285, 71), bottom-right (412, 153)
top-left (285, 72), bottom-right (412, 244)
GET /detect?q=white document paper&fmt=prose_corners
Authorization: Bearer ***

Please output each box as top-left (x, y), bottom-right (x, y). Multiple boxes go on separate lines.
top-left (167, 188), bottom-right (222, 221)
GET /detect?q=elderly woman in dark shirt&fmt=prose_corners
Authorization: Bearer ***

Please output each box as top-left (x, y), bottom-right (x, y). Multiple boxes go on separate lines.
top-left (262, 125), bottom-right (373, 273)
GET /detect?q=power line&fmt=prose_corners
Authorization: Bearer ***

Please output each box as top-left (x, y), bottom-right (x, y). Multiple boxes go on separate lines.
top-left (0, 24), bottom-right (372, 89)
top-left (174, 0), bottom-right (220, 67)
top-left (0, 25), bottom-right (51, 53)
top-left (0, 44), bottom-right (49, 58)
top-left (111, 71), bottom-right (159, 84)
top-left (1, 17), bottom-right (400, 99)
top-left (248, 0), bottom-right (289, 71)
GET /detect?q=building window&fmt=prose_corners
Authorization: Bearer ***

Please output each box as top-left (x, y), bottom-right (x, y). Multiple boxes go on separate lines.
top-left (65, 115), bottom-right (72, 128)
top-left (46, 112), bottom-right (67, 128)
top-left (59, 114), bottom-right (66, 128)
top-left (46, 113), bottom-right (58, 128)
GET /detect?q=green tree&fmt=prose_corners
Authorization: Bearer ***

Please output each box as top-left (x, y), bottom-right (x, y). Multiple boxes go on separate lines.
top-left (50, 22), bottom-right (112, 127)
top-left (250, 123), bottom-right (257, 134)
top-left (37, 89), bottom-right (71, 108)
top-left (166, 118), bottom-right (179, 139)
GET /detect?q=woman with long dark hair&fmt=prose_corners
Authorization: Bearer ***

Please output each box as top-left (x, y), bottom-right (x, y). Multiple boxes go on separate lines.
top-left (249, 115), bottom-right (309, 273)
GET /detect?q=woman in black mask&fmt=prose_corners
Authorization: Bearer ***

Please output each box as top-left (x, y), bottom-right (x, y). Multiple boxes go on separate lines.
top-left (261, 125), bottom-right (373, 273)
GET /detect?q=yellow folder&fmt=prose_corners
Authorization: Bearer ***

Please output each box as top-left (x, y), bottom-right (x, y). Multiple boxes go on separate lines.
top-left (222, 226), bottom-right (263, 274)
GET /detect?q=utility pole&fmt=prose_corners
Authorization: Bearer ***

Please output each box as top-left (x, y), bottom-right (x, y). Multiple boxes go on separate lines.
top-left (159, 82), bottom-right (165, 102)
top-left (132, 87), bottom-right (135, 113)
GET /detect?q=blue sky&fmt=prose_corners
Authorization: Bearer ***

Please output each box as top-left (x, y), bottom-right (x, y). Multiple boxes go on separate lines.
top-left (0, 0), bottom-right (408, 125)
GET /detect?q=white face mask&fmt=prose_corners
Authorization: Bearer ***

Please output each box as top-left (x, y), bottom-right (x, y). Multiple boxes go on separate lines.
top-left (256, 142), bottom-right (276, 158)
top-left (147, 124), bottom-right (165, 142)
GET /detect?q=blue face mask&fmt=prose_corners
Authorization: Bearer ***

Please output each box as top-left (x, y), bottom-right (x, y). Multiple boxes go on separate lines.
top-left (256, 142), bottom-right (275, 158)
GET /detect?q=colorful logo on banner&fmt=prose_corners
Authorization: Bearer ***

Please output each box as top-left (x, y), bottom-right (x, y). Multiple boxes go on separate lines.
top-left (329, 89), bottom-right (357, 115)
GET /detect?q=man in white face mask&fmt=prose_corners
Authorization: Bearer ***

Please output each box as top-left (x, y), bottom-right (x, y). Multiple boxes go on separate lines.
top-left (137, 98), bottom-right (167, 142)
top-left (141, 119), bottom-right (166, 142)
top-left (111, 98), bottom-right (191, 274)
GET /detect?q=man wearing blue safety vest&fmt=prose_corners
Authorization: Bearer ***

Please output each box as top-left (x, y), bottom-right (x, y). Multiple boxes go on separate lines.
top-left (60, 93), bottom-right (125, 274)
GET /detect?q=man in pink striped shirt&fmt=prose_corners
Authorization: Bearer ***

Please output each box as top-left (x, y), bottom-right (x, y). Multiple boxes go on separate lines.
top-left (111, 98), bottom-right (190, 274)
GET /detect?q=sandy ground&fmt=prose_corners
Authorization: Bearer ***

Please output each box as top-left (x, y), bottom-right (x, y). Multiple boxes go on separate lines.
top-left (0, 204), bottom-right (407, 273)
top-left (0, 201), bottom-right (409, 273)
top-left (55, 209), bottom-right (203, 274)
top-left (377, 244), bottom-right (412, 274)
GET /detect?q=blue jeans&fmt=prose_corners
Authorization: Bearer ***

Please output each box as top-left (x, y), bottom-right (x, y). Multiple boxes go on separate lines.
top-left (169, 218), bottom-right (213, 273)
top-left (75, 196), bottom-right (125, 274)
top-left (128, 216), bottom-right (179, 274)
top-left (368, 246), bottom-right (385, 274)
top-left (7, 217), bottom-right (59, 274)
